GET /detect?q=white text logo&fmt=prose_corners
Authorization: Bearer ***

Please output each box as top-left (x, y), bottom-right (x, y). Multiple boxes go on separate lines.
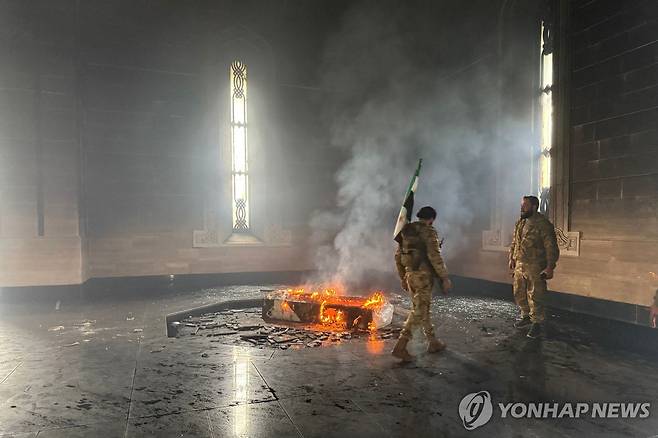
top-left (459, 391), bottom-right (493, 430)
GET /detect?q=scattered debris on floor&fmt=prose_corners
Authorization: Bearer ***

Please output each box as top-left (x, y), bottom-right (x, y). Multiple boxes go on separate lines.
top-left (171, 307), bottom-right (403, 350)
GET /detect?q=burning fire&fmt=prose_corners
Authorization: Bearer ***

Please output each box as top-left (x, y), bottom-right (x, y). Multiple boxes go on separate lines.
top-left (275, 286), bottom-right (389, 331)
top-left (319, 304), bottom-right (345, 325)
top-left (362, 291), bottom-right (385, 309)
top-left (282, 287), bottom-right (385, 308)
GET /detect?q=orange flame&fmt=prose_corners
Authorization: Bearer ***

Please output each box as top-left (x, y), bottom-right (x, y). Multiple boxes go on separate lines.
top-left (275, 286), bottom-right (387, 330)
top-left (281, 301), bottom-right (291, 311)
top-left (319, 302), bottom-right (345, 325)
top-left (362, 291), bottom-right (385, 309)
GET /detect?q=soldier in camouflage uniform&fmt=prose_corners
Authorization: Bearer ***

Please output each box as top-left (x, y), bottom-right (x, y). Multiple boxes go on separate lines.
top-left (509, 196), bottom-right (560, 339)
top-left (392, 206), bottom-right (452, 362)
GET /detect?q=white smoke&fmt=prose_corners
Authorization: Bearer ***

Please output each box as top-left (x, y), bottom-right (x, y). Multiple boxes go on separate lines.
top-left (308, 0), bottom-right (525, 288)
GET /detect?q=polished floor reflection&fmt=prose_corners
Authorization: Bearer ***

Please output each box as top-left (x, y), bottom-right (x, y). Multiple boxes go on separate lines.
top-left (0, 285), bottom-right (657, 437)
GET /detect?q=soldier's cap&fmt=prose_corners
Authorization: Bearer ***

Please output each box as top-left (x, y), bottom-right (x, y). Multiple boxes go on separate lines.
top-left (416, 206), bottom-right (436, 220)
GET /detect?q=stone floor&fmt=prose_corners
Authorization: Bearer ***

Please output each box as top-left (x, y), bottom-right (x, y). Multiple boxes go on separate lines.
top-left (1, 285), bottom-right (657, 437)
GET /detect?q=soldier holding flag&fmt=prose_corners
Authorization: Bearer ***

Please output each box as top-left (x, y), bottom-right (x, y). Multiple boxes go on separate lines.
top-left (392, 160), bottom-right (452, 362)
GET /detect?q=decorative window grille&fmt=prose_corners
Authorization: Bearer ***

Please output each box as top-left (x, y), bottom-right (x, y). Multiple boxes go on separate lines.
top-left (230, 60), bottom-right (249, 232)
top-left (538, 21), bottom-right (553, 214)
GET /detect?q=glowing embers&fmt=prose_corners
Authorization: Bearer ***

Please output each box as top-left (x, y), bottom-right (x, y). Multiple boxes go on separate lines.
top-left (262, 287), bottom-right (392, 331)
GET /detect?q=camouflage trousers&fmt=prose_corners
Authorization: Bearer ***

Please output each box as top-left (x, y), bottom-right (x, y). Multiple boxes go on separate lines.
top-left (513, 262), bottom-right (546, 323)
top-left (400, 271), bottom-right (435, 340)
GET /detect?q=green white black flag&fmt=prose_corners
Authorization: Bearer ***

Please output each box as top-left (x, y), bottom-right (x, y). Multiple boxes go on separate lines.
top-left (393, 159), bottom-right (422, 243)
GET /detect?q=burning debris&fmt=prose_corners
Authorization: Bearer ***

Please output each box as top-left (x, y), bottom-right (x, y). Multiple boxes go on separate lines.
top-left (169, 288), bottom-right (400, 350)
top-left (263, 287), bottom-right (393, 331)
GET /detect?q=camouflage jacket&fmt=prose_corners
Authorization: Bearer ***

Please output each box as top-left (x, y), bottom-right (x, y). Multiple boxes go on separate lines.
top-left (395, 221), bottom-right (449, 281)
top-left (509, 213), bottom-right (560, 269)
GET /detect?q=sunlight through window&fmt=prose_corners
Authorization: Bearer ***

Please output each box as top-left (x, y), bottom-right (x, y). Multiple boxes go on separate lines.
top-left (538, 21), bottom-right (553, 214)
top-left (230, 60), bottom-right (250, 232)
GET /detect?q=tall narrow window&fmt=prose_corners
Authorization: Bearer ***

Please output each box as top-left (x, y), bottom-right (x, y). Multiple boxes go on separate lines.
top-left (538, 21), bottom-right (553, 214)
top-left (230, 60), bottom-right (249, 232)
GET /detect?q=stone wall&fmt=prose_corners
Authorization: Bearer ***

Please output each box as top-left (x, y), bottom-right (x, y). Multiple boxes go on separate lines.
top-left (0, 1), bottom-right (82, 286)
top-left (0, 0), bottom-right (348, 286)
top-left (455, 0), bottom-right (658, 311)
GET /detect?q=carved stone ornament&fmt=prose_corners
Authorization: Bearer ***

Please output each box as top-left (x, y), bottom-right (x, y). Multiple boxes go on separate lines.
top-left (193, 209), bottom-right (292, 247)
top-left (555, 227), bottom-right (580, 256)
top-left (482, 229), bottom-right (509, 252)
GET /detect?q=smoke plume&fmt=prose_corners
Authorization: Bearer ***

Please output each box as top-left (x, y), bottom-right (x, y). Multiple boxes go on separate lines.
top-left (309, 0), bottom-right (525, 289)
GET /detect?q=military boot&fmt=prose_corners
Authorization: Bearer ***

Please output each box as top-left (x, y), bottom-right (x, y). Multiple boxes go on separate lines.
top-left (391, 337), bottom-right (414, 362)
top-left (514, 316), bottom-right (532, 329)
top-left (427, 337), bottom-right (446, 354)
top-left (526, 323), bottom-right (542, 339)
